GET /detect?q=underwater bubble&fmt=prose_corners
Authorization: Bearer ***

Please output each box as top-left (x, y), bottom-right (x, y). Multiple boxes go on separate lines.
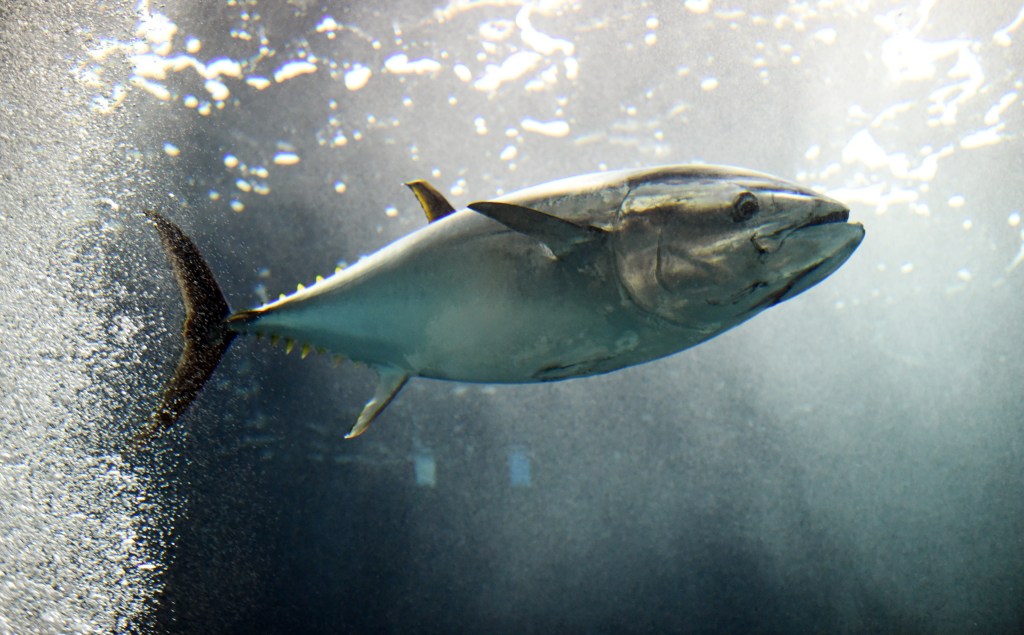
top-left (384, 54), bottom-right (442, 75)
top-left (205, 58), bottom-right (242, 79)
top-left (204, 79), bottom-right (229, 101)
top-left (473, 51), bottom-right (542, 92)
top-left (960, 126), bottom-right (1004, 150)
top-left (684, 0), bottom-right (711, 14)
top-left (984, 91), bottom-right (1018, 125)
top-left (274, 60), bottom-right (317, 83)
top-left (453, 64), bottom-right (472, 82)
top-left (131, 77), bottom-right (171, 101)
top-left (272, 152), bottom-right (300, 166)
top-left (558, 58), bottom-right (576, 82)
top-left (246, 76), bottom-right (271, 90)
top-left (138, 10), bottom-right (177, 44)
top-left (814, 28), bottom-right (837, 45)
top-left (344, 64), bottom-right (372, 91)
top-left (316, 16), bottom-right (339, 34)
top-left (521, 118), bottom-right (570, 137)
top-left (479, 19), bottom-right (515, 42)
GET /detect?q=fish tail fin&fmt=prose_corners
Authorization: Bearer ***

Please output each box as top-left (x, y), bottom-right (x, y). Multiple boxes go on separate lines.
top-left (139, 210), bottom-right (236, 441)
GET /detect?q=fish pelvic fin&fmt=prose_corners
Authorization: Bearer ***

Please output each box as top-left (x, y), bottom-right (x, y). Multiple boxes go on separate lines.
top-left (405, 179), bottom-right (456, 223)
top-left (345, 366), bottom-right (409, 439)
top-left (140, 210), bottom-right (236, 440)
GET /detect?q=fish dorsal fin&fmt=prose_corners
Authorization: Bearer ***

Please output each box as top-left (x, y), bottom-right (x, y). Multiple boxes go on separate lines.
top-left (467, 201), bottom-right (606, 257)
top-left (405, 179), bottom-right (456, 223)
top-left (345, 366), bottom-right (409, 439)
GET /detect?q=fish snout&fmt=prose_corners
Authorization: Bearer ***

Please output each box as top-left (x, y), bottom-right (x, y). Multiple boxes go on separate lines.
top-left (751, 195), bottom-right (855, 256)
top-left (808, 196), bottom-right (850, 226)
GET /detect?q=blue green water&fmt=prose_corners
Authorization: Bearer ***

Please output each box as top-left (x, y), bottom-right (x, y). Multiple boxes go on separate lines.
top-left (1, 1), bottom-right (1022, 632)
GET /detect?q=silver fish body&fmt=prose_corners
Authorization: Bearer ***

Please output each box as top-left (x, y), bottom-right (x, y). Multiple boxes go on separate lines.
top-left (145, 165), bottom-right (864, 439)
top-left (233, 201), bottom-right (686, 384)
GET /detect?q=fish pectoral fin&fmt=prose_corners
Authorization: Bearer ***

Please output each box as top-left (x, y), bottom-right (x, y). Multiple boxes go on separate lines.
top-left (345, 366), bottom-right (410, 439)
top-left (467, 200), bottom-right (606, 257)
top-left (405, 179), bottom-right (456, 223)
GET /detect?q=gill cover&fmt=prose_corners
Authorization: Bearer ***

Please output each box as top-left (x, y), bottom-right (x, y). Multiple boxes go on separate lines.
top-left (613, 179), bottom-right (751, 324)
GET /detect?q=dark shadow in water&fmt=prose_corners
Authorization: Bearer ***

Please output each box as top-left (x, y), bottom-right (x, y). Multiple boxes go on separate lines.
top-left (138, 352), bottom-right (928, 634)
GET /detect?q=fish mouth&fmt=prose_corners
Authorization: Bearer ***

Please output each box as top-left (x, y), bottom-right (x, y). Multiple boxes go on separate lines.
top-left (742, 199), bottom-right (863, 311)
top-left (770, 220), bottom-right (864, 306)
top-left (752, 200), bottom-right (852, 254)
top-left (799, 205), bottom-right (850, 229)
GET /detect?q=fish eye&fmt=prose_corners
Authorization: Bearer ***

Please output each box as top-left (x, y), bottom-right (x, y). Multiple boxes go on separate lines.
top-left (732, 192), bottom-right (759, 222)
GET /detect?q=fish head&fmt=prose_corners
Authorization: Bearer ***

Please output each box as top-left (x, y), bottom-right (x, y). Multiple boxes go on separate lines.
top-left (613, 166), bottom-right (865, 332)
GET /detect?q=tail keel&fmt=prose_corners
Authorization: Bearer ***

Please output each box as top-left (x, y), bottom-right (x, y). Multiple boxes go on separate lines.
top-left (141, 211), bottom-right (236, 438)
